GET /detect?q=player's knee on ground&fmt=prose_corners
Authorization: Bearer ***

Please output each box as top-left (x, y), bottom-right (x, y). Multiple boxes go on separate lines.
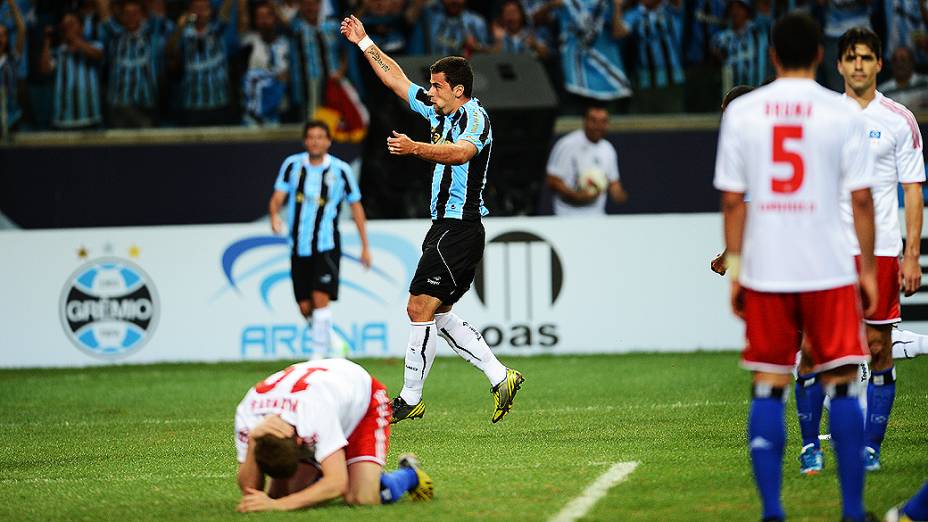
top-left (344, 488), bottom-right (381, 506)
top-left (298, 300), bottom-right (313, 318)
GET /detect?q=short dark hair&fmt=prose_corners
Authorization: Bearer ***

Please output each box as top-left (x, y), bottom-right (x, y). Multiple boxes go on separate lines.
top-left (583, 104), bottom-right (608, 118)
top-left (254, 435), bottom-right (300, 479)
top-left (721, 85), bottom-right (754, 111)
top-left (837, 27), bottom-right (882, 62)
top-left (771, 12), bottom-right (822, 70)
top-left (429, 56), bottom-right (474, 98)
top-left (303, 120), bottom-right (330, 139)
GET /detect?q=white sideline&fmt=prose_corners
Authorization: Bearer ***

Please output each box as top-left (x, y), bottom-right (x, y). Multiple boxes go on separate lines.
top-left (549, 461), bottom-right (639, 522)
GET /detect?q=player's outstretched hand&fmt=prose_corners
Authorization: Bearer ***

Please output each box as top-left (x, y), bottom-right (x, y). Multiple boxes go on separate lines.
top-left (340, 14), bottom-right (366, 45)
top-left (236, 488), bottom-right (280, 512)
top-left (710, 252), bottom-right (727, 276)
top-left (730, 281), bottom-right (744, 319)
top-left (900, 255), bottom-right (922, 297)
top-left (387, 131), bottom-right (416, 156)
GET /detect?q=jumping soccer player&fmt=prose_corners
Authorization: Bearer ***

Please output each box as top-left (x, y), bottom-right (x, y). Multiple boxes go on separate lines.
top-left (340, 14), bottom-right (524, 424)
top-left (794, 27), bottom-right (925, 474)
top-left (715, 13), bottom-right (878, 522)
top-left (269, 120), bottom-right (372, 359)
top-left (234, 359), bottom-right (433, 511)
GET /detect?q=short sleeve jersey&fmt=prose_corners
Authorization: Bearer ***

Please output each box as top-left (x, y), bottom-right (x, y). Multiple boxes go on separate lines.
top-left (234, 359), bottom-right (373, 464)
top-left (840, 91), bottom-right (926, 256)
top-left (546, 129), bottom-right (620, 216)
top-left (713, 78), bottom-right (875, 292)
top-left (407, 83), bottom-right (492, 221)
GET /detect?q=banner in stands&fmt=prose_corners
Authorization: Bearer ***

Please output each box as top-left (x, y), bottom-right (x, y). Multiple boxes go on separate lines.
top-left (3, 212), bottom-right (921, 368)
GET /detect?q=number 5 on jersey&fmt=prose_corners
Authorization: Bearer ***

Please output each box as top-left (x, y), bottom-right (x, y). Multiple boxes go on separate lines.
top-left (772, 125), bottom-right (804, 194)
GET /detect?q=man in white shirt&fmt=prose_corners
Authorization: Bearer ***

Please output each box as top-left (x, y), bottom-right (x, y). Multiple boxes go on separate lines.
top-left (714, 13), bottom-right (877, 522)
top-left (234, 359), bottom-right (433, 512)
top-left (546, 106), bottom-right (628, 216)
top-left (793, 27), bottom-right (926, 475)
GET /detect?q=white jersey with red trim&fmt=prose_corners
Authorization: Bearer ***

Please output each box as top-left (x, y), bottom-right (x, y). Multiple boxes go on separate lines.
top-left (234, 359), bottom-right (372, 464)
top-left (841, 91), bottom-right (926, 256)
top-left (714, 78), bottom-right (875, 292)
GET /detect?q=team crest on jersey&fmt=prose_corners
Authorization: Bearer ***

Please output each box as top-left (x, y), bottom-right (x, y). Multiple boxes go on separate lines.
top-left (60, 248), bottom-right (159, 360)
top-left (869, 130), bottom-right (881, 140)
top-left (430, 127), bottom-right (444, 144)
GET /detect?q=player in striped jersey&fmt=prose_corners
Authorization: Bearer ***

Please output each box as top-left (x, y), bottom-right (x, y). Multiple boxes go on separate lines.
top-left (269, 120), bottom-right (372, 360)
top-left (341, 14), bottom-right (525, 425)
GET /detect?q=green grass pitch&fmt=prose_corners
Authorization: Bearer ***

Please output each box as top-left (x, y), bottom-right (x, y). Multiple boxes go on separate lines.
top-left (0, 352), bottom-right (925, 521)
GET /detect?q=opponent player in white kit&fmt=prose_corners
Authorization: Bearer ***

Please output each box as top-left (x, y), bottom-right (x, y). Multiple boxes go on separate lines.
top-left (714, 13), bottom-right (878, 522)
top-left (793, 27), bottom-right (925, 475)
top-left (234, 359), bottom-right (432, 512)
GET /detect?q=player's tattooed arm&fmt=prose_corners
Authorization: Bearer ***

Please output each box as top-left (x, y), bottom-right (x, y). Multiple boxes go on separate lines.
top-left (341, 14), bottom-right (412, 101)
top-left (368, 48), bottom-right (389, 72)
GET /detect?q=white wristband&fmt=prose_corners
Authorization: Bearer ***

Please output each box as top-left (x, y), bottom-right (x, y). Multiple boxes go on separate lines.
top-left (358, 36), bottom-right (374, 52)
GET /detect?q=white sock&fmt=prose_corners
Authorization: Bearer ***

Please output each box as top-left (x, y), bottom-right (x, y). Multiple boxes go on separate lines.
top-left (400, 321), bottom-right (436, 405)
top-left (311, 307), bottom-right (333, 360)
top-left (435, 312), bottom-right (508, 387)
top-left (891, 327), bottom-right (926, 359)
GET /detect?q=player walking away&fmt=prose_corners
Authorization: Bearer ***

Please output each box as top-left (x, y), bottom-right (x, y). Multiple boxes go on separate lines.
top-left (715, 13), bottom-right (879, 522)
top-left (269, 121), bottom-right (372, 359)
top-left (340, 15), bottom-right (524, 424)
top-left (793, 27), bottom-right (925, 475)
top-left (886, 481), bottom-right (928, 522)
top-left (234, 359), bottom-right (433, 512)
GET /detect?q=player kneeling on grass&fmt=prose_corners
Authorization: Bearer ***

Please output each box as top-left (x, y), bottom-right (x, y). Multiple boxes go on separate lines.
top-left (234, 359), bottom-right (432, 512)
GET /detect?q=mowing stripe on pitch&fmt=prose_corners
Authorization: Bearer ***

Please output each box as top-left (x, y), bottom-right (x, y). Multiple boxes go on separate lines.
top-left (549, 461), bottom-right (640, 522)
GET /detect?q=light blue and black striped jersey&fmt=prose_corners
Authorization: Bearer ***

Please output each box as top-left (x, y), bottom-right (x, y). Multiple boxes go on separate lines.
top-left (288, 17), bottom-right (341, 108)
top-left (556, 1), bottom-right (631, 100)
top-left (0, 0), bottom-right (30, 79)
top-left (498, 28), bottom-right (536, 54)
top-left (886, 0), bottom-right (928, 62)
top-left (101, 20), bottom-right (163, 109)
top-left (625, 3), bottom-right (685, 89)
top-left (687, 0), bottom-right (727, 64)
top-left (407, 83), bottom-right (491, 221)
top-left (51, 44), bottom-right (103, 128)
top-left (178, 21), bottom-right (231, 110)
top-left (712, 19), bottom-right (771, 87)
top-left (410, 5), bottom-right (489, 56)
top-left (274, 153), bottom-right (361, 257)
top-left (0, 52), bottom-right (21, 128)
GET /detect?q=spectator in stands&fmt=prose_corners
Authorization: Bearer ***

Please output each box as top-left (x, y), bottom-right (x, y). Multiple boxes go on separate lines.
top-left (879, 46), bottom-right (928, 109)
top-left (39, 11), bottom-right (105, 129)
top-left (409, 0), bottom-right (490, 56)
top-left (287, 0), bottom-right (345, 122)
top-left (625, 0), bottom-right (686, 113)
top-left (357, 0), bottom-right (421, 54)
top-left (711, 0), bottom-right (770, 93)
top-left (516, 0), bottom-right (556, 50)
top-left (684, 0), bottom-right (726, 111)
top-left (78, 0), bottom-right (103, 41)
top-left (166, 0), bottom-right (238, 126)
top-left (552, 0), bottom-right (632, 110)
top-left (884, 0), bottom-right (928, 66)
top-left (97, 0), bottom-right (164, 128)
top-left (144, 0), bottom-right (175, 38)
top-left (241, 1), bottom-right (289, 125)
top-left (688, 0), bottom-right (727, 66)
top-left (545, 105), bottom-right (628, 216)
top-left (490, 0), bottom-right (548, 58)
top-left (0, 0), bottom-right (31, 89)
top-left (0, 0), bottom-right (25, 136)
top-left (820, 0), bottom-right (870, 90)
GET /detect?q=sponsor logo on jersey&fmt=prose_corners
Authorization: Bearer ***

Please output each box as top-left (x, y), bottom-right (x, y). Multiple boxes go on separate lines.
top-left (869, 130), bottom-right (881, 139)
top-left (60, 254), bottom-right (159, 359)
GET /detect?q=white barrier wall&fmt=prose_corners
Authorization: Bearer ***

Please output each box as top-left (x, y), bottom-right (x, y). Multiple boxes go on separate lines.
top-left (0, 213), bottom-right (863, 368)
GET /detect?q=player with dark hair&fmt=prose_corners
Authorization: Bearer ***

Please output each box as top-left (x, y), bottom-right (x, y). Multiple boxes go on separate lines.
top-left (715, 12), bottom-right (878, 522)
top-left (234, 359), bottom-right (432, 512)
top-left (340, 15), bottom-right (524, 424)
top-left (792, 26), bottom-right (925, 474)
top-left (269, 120), bottom-right (371, 359)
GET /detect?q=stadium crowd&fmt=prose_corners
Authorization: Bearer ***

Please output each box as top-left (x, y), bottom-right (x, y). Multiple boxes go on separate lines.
top-left (3, 0), bottom-right (928, 134)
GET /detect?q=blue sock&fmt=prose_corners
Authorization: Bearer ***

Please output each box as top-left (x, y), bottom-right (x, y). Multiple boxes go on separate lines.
top-left (903, 481), bottom-right (928, 520)
top-left (829, 391), bottom-right (866, 521)
top-left (795, 374), bottom-right (824, 449)
top-left (748, 391), bottom-right (786, 521)
top-left (865, 367), bottom-right (896, 452)
top-left (379, 467), bottom-right (419, 504)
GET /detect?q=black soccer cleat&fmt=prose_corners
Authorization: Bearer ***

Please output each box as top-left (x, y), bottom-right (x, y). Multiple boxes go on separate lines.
top-left (491, 368), bottom-right (525, 423)
top-left (391, 396), bottom-right (425, 424)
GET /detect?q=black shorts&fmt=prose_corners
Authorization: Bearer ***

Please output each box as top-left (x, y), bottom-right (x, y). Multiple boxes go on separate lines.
top-left (291, 249), bottom-right (340, 302)
top-left (409, 219), bottom-right (485, 305)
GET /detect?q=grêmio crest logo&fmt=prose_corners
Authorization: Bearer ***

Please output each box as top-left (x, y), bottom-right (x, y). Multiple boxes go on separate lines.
top-left (474, 231), bottom-right (562, 349)
top-left (60, 253), bottom-right (159, 359)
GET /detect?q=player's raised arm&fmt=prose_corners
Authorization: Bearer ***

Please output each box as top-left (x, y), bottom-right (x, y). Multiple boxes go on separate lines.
top-left (341, 15), bottom-right (412, 102)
